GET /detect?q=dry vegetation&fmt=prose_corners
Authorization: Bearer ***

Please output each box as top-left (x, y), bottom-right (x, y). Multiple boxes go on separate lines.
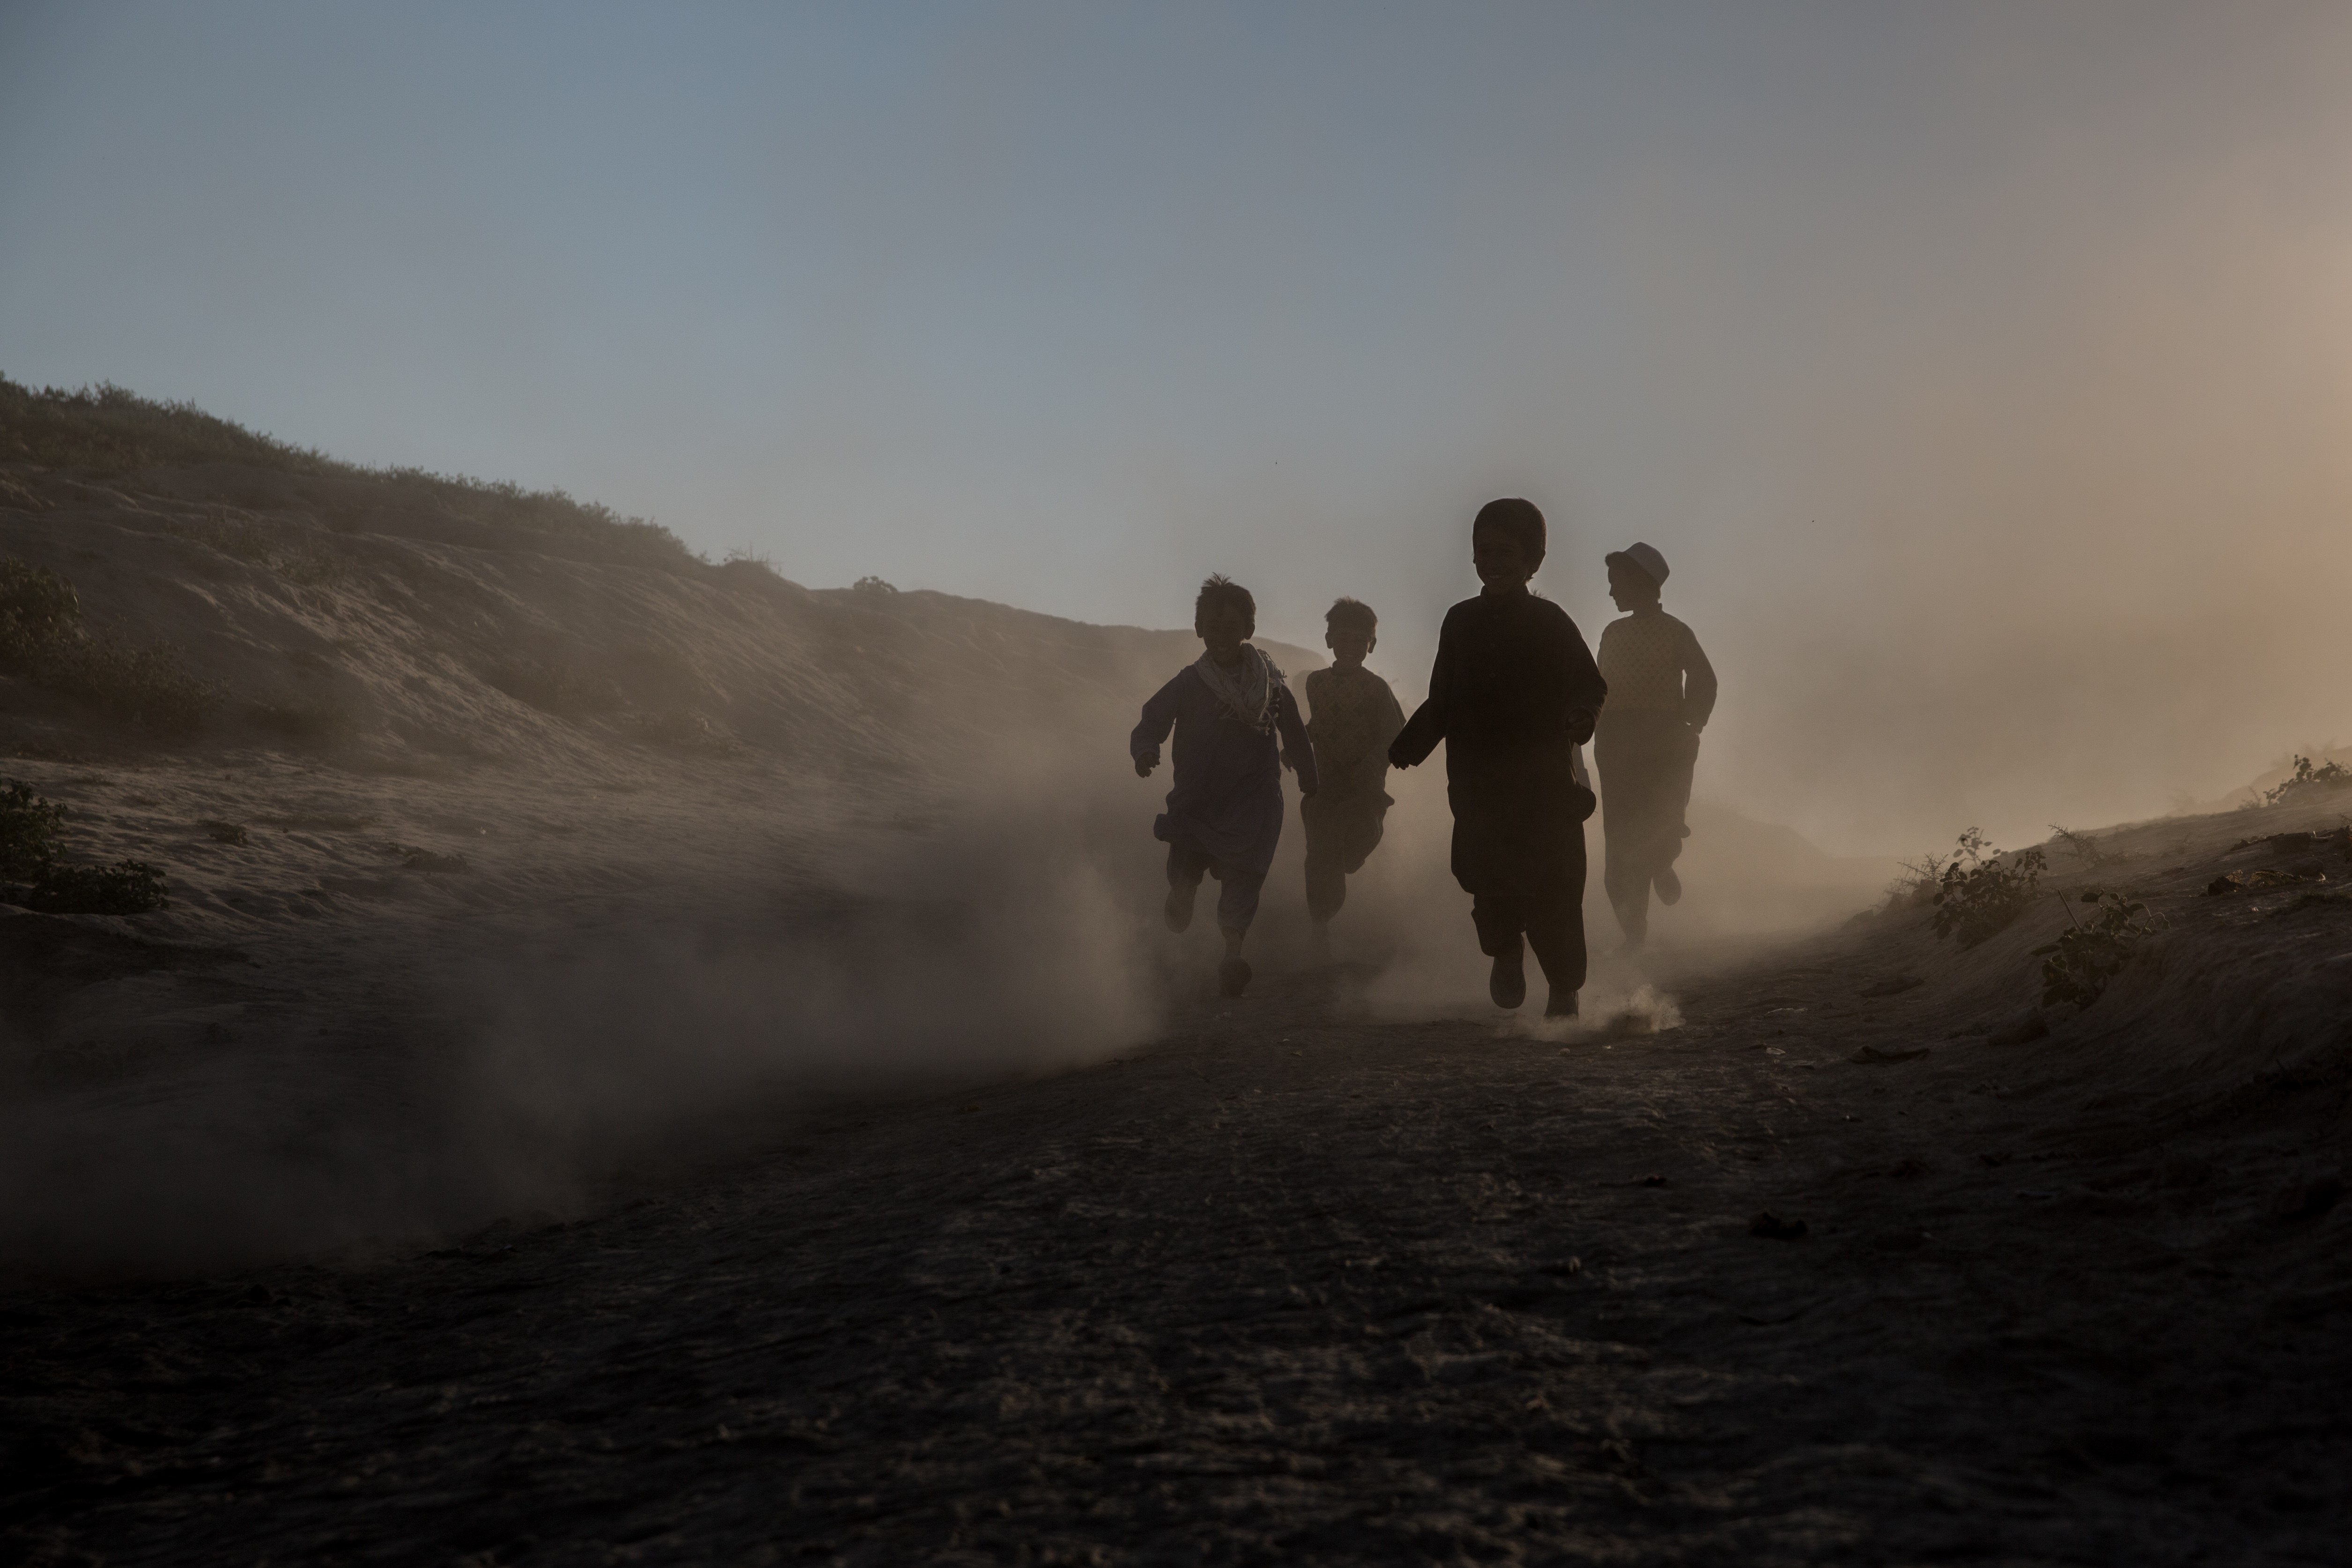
top-left (0, 377), bottom-right (695, 569)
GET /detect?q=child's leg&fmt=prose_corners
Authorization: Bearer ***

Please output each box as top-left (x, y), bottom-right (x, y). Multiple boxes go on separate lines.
top-left (1212, 864), bottom-right (1265, 997)
top-left (1165, 843), bottom-right (1209, 932)
top-left (1652, 730), bottom-right (1700, 905)
top-left (1214, 863), bottom-right (1265, 946)
top-left (1301, 799), bottom-right (1346, 925)
top-left (1525, 890), bottom-right (1588, 1014)
top-left (1526, 836), bottom-right (1589, 1014)
top-left (1471, 893), bottom-right (1529, 1008)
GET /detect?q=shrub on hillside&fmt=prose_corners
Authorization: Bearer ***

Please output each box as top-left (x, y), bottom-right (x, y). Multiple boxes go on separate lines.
top-left (2034, 889), bottom-right (2161, 1010)
top-left (44, 634), bottom-right (222, 732)
top-left (23, 860), bottom-right (170, 916)
top-left (0, 555), bottom-right (221, 732)
top-left (0, 776), bottom-right (170, 913)
top-left (0, 559), bottom-right (83, 668)
top-left (2263, 754), bottom-right (2352, 808)
top-left (1, 375), bottom-right (697, 568)
top-left (1931, 828), bottom-right (2046, 950)
top-left (0, 778), bottom-right (63, 879)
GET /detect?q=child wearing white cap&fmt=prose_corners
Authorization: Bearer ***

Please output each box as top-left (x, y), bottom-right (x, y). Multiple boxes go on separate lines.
top-left (1594, 542), bottom-right (1716, 947)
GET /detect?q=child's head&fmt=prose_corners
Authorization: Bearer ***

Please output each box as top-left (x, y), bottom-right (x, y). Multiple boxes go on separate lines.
top-left (1323, 597), bottom-right (1377, 668)
top-left (1471, 498), bottom-right (1545, 593)
top-left (1194, 574), bottom-right (1256, 661)
top-left (1604, 542), bottom-right (1668, 612)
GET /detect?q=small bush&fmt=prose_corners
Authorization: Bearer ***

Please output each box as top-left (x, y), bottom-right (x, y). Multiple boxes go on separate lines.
top-left (23, 859), bottom-right (169, 915)
top-left (1931, 828), bottom-right (2046, 949)
top-left (201, 820), bottom-right (248, 846)
top-left (852, 576), bottom-right (898, 595)
top-left (2035, 890), bottom-right (2161, 1009)
top-left (0, 559), bottom-right (84, 671)
top-left (2047, 825), bottom-right (2113, 868)
top-left (0, 777), bottom-right (63, 878)
top-left (0, 556), bottom-right (222, 731)
top-left (43, 633), bottom-right (222, 732)
top-left (2263, 755), bottom-right (2352, 807)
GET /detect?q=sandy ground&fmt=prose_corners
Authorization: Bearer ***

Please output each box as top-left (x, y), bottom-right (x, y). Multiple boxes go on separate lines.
top-left (5, 791), bottom-right (2349, 1565)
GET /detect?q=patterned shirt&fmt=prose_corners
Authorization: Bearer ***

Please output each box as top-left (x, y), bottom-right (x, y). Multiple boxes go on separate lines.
top-left (1303, 664), bottom-right (1406, 802)
top-left (1596, 611), bottom-right (1716, 729)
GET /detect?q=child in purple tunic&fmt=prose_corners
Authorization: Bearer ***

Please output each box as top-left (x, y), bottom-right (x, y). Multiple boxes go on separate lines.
top-left (1131, 575), bottom-right (1319, 998)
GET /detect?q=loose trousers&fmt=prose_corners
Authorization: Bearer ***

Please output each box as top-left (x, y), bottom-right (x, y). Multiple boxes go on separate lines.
top-left (1167, 843), bottom-right (1266, 937)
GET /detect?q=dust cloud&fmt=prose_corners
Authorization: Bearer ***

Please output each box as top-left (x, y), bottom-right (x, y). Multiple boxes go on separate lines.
top-left (0, 777), bottom-right (1169, 1280)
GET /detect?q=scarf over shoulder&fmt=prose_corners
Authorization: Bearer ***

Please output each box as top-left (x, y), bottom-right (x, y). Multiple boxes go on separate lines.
top-left (1191, 646), bottom-right (1281, 733)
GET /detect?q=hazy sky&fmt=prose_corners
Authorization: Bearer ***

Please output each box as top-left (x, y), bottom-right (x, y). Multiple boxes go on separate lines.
top-left (5, 2), bottom-right (2350, 853)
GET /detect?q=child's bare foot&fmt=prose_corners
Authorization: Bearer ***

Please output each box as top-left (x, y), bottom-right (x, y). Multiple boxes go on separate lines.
top-left (1655, 866), bottom-right (1681, 905)
top-left (1544, 988), bottom-right (1579, 1019)
top-left (1218, 954), bottom-right (1252, 997)
top-left (1165, 880), bottom-right (1197, 933)
top-left (1488, 939), bottom-right (1526, 1009)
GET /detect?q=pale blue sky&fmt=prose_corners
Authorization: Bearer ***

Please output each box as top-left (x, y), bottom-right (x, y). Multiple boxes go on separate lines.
top-left (6, 3), bottom-right (2351, 850)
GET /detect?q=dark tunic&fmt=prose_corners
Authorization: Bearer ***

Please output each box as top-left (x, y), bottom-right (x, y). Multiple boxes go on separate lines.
top-left (1130, 662), bottom-right (1318, 877)
top-left (1391, 592), bottom-right (1607, 900)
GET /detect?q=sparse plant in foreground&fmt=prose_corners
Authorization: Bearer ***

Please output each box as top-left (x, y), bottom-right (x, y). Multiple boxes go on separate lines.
top-left (1931, 828), bottom-right (2046, 949)
top-left (2034, 889), bottom-right (2161, 1010)
top-left (0, 777), bottom-right (63, 878)
top-left (2047, 825), bottom-right (2113, 868)
top-left (1884, 849), bottom-right (1951, 910)
top-left (0, 776), bottom-right (170, 913)
top-left (2263, 754), bottom-right (2352, 807)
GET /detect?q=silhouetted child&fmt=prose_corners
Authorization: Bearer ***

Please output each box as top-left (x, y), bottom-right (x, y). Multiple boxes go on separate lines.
top-left (1301, 597), bottom-right (1405, 949)
top-left (1390, 499), bottom-right (1606, 1016)
top-left (1132, 575), bottom-right (1319, 998)
top-left (1594, 542), bottom-right (1716, 948)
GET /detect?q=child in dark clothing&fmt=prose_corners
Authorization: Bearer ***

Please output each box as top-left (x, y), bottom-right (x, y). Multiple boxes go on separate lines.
top-left (1132, 575), bottom-right (1319, 998)
top-left (1594, 541), bottom-right (1716, 948)
top-left (1389, 499), bottom-right (1608, 1017)
top-left (1300, 597), bottom-right (1405, 947)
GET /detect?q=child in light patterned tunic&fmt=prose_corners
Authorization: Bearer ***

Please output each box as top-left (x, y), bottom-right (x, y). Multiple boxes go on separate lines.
top-left (1593, 541), bottom-right (1717, 947)
top-left (1132, 575), bottom-right (1319, 998)
top-left (1300, 598), bottom-right (1406, 947)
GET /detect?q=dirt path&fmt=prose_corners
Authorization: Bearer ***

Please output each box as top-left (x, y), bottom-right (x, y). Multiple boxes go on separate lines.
top-left (7, 926), bottom-right (2347, 1566)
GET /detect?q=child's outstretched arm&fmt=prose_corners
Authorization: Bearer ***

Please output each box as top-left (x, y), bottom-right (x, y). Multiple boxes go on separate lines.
top-left (1389, 625), bottom-right (1456, 769)
top-left (1274, 682), bottom-right (1318, 798)
top-left (1131, 673), bottom-right (1184, 777)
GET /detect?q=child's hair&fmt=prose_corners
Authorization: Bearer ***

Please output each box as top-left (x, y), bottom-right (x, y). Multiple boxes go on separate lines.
top-left (1324, 597), bottom-right (1378, 635)
top-left (1472, 497), bottom-right (1546, 567)
top-left (1195, 574), bottom-right (1256, 627)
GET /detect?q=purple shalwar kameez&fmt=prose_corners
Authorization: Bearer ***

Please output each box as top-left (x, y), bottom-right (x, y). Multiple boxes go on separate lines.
top-left (1131, 659), bottom-right (1318, 936)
